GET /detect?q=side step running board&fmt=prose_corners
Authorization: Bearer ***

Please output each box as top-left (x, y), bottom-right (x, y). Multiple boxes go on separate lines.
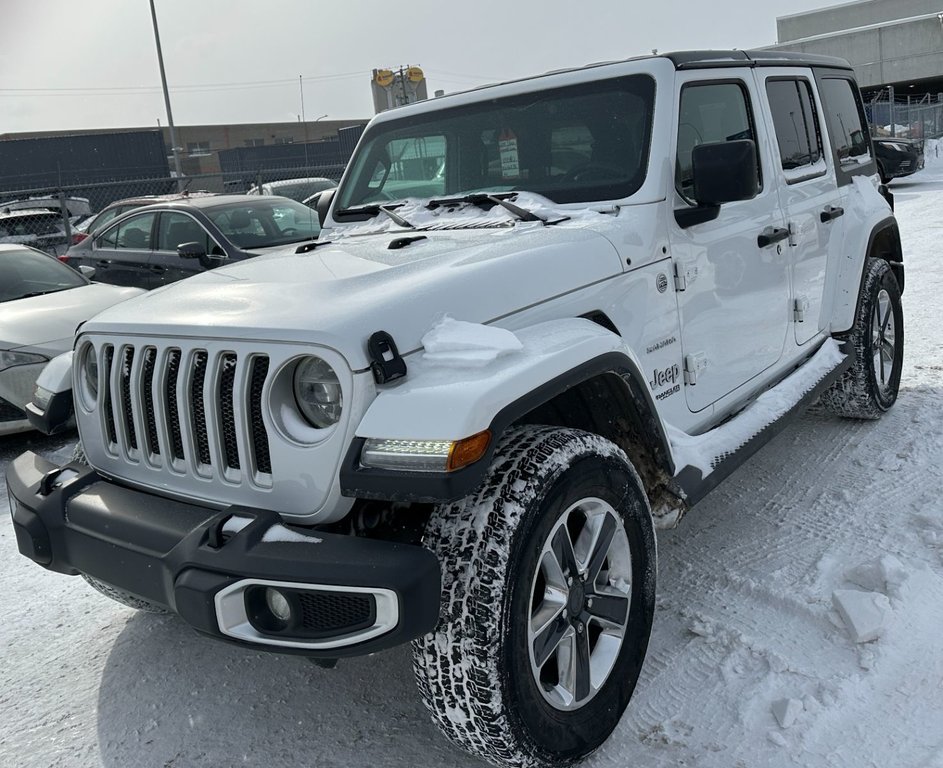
top-left (669, 339), bottom-right (853, 509)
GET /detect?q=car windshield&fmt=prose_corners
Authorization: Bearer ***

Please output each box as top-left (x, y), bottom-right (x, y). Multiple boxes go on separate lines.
top-left (0, 247), bottom-right (85, 303)
top-left (336, 74), bottom-right (655, 212)
top-left (206, 199), bottom-right (320, 249)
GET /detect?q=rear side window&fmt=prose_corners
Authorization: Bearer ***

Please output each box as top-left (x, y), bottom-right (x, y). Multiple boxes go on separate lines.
top-left (676, 81), bottom-right (761, 199)
top-left (766, 79), bottom-right (823, 174)
top-left (818, 77), bottom-right (871, 167)
top-left (98, 212), bottom-right (156, 250)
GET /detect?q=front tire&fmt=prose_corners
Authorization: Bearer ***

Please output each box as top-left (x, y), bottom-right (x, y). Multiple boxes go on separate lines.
top-left (819, 257), bottom-right (903, 419)
top-left (412, 426), bottom-right (656, 767)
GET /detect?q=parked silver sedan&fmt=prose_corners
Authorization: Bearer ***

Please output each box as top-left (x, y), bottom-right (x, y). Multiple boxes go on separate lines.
top-left (0, 244), bottom-right (142, 435)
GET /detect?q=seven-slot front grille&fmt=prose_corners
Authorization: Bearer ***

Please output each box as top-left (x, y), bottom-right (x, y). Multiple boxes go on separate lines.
top-left (98, 341), bottom-right (272, 485)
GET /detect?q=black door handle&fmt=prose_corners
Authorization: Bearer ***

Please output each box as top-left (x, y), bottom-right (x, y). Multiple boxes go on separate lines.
top-left (95, 259), bottom-right (113, 266)
top-left (148, 265), bottom-right (166, 273)
top-left (820, 205), bottom-right (844, 223)
top-left (757, 227), bottom-right (789, 248)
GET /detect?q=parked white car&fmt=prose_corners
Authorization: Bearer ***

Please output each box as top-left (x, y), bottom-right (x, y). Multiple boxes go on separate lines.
top-left (246, 176), bottom-right (336, 202)
top-left (0, 244), bottom-right (142, 435)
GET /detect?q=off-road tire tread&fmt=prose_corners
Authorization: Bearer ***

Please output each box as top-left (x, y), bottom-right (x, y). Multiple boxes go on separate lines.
top-left (411, 426), bottom-right (648, 768)
top-left (819, 257), bottom-right (903, 419)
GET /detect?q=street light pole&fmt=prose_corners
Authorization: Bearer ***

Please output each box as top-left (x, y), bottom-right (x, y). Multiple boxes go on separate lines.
top-left (299, 75), bottom-right (309, 170)
top-left (149, 0), bottom-right (183, 186)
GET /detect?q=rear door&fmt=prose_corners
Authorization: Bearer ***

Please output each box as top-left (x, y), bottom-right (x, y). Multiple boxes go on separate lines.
top-left (758, 69), bottom-right (842, 347)
top-left (91, 211), bottom-right (158, 288)
top-left (668, 72), bottom-right (792, 413)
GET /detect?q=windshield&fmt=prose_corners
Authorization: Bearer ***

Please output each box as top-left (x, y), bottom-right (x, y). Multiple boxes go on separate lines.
top-left (206, 199), bottom-right (320, 249)
top-left (0, 247), bottom-right (85, 303)
top-left (337, 75), bottom-right (655, 212)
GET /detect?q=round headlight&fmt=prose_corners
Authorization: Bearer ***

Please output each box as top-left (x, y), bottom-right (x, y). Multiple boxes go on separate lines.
top-left (292, 356), bottom-right (342, 428)
top-left (80, 344), bottom-right (98, 403)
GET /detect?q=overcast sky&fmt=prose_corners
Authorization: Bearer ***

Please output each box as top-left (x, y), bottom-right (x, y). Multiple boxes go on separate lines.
top-left (1, 0), bottom-right (835, 133)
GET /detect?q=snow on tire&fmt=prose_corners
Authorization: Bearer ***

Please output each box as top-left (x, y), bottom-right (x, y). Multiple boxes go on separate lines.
top-left (70, 441), bottom-right (168, 614)
top-left (819, 257), bottom-right (904, 419)
top-left (412, 426), bottom-right (656, 767)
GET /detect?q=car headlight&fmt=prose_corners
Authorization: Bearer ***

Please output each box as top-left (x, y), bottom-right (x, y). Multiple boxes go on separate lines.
top-left (79, 343), bottom-right (99, 404)
top-left (292, 356), bottom-right (342, 428)
top-left (0, 350), bottom-right (48, 373)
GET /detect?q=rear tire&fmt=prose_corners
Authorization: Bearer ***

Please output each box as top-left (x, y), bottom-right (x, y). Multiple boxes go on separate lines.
top-left (412, 426), bottom-right (656, 767)
top-left (71, 441), bottom-right (168, 614)
top-left (819, 257), bottom-right (903, 419)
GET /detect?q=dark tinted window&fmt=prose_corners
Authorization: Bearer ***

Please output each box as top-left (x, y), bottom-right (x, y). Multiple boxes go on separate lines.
top-left (156, 211), bottom-right (219, 254)
top-left (766, 79), bottom-right (823, 172)
top-left (0, 247), bottom-right (85, 303)
top-left (98, 212), bottom-right (157, 250)
top-left (677, 82), bottom-right (760, 198)
top-left (818, 78), bottom-right (871, 166)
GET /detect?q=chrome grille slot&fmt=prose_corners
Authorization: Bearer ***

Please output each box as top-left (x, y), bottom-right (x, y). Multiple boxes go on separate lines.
top-left (249, 356), bottom-right (272, 475)
top-left (141, 347), bottom-right (160, 456)
top-left (166, 349), bottom-right (185, 461)
top-left (219, 353), bottom-right (240, 470)
top-left (101, 345), bottom-right (117, 447)
top-left (190, 351), bottom-right (211, 467)
top-left (119, 346), bottom-right (137, 451)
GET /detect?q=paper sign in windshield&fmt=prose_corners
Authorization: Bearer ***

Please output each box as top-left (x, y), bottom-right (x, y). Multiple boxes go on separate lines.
top-left (499, 129), bottom-right (520, 180)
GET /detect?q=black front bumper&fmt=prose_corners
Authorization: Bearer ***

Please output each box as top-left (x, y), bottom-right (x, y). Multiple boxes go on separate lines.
top-left (7, 452), bottom-right (441, 658)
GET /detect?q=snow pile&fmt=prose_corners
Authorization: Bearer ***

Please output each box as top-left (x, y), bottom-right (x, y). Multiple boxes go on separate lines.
top-left (924, 137), bottom-right (943, 166)
top-left (771, 698), bottom-right (803, 729)
top-left (845, 555), bottom-right (908, 598)
top-left (666, 339), bottom-right (845, 476)
top-left (421, 315), bottom-right (523, 368)
top-left (261, 524), bottom-right (323, 544)
top-left (831, 589), bottom-right (891, 643)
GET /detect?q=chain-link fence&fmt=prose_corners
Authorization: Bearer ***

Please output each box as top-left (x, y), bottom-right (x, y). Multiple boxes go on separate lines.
top-left (0, 163), bottom-right (345, 258)
top-left (865, 90), bottom-right (943, 140)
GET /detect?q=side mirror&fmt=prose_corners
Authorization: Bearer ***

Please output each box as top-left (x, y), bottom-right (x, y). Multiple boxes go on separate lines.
top-left (177, 241), bottom-right (206, 259)
top-left (78, 264), bottom-right (96, 280)
top-left (315, 188), bottom-right (336, 228)
top-left (692, 140), bottom-right (758, 206)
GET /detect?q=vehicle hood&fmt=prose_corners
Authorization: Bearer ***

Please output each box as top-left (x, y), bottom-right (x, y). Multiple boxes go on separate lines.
top-left (1, 283), bottom-right (144, 351)
top-left (81, 223), bottom-right (623, 369)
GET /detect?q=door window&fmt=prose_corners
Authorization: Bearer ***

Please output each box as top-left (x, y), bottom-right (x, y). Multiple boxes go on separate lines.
top-left (98, 212), bottom-right (156, 250)
top-left (676, 82), bottom-right (760, 199)
top-left (818, 77), bottom-right (872, 167)
top-left (156, 211), bottom-right (219, 254)
top-left (765, 79), bottom-right (824, 175)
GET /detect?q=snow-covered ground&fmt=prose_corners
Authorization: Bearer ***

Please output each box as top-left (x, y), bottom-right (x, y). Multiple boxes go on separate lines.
top-left (1, 162), bottom-right (941, 768)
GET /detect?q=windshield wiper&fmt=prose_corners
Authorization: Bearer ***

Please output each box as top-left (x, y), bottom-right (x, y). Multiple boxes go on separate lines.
top-left (427, 192), bottom-right (554, 224)
top-left (334, 203), bottom-right (415, 229)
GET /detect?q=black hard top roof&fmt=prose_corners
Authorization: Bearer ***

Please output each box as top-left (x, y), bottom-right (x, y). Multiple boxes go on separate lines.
top-left (662, 49), bottom-right (853, 71)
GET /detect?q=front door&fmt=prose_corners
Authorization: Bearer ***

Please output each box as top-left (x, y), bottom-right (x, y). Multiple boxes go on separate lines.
top-left (91, 211), bottom-right (158, 288)
top-left (668, 72), bottom-right (792, 413)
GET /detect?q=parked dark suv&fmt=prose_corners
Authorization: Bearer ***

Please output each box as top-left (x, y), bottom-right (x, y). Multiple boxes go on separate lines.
top-left (873, 136), bottom-right (925, 183)
top-left (63, 195), bottom-right (320, 289)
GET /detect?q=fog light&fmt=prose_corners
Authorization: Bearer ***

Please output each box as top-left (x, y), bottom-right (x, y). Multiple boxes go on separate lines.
top-left (265, 587), bottom-right (292, 622)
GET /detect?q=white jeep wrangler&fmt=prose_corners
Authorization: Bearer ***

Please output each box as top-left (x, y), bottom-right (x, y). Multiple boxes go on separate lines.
top-left (9, 50), bottom-right (904, 767)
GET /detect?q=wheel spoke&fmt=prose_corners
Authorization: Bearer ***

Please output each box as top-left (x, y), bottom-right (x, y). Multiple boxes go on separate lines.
top-left (532, 609), bottom-right (570, 668)
top-left (880, 299), bottom-right (892, 334)
top-left (585, 514), bottom-right (617, 583)
top-left (572, 628), bottom-right (592, 702)
top-left (587, 592), bottom-right (630, 627)
top-left (551, 525), bottom-right (579, 581)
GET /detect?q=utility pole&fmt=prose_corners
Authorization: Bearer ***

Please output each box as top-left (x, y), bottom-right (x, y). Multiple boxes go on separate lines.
top-left (149, 0), bottom-right (183, 185)
top-left (299, 75), bottom-right (310, 170)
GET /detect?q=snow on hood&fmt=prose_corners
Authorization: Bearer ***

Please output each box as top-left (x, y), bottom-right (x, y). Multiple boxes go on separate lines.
top-left (331, 192), bottom-right (609, 237)
top-left (0, 283), bottom-right (143, 351)
top-left (81, 221), bottom-right (623, 370)
top-left (421, 316), bottom-right (523, 368)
